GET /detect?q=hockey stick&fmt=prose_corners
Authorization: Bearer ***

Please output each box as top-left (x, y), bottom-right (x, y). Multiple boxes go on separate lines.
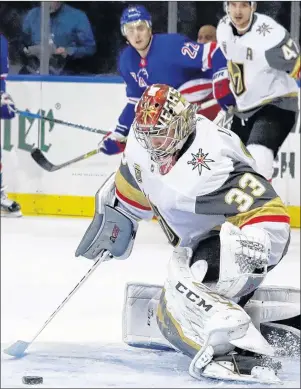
top-left (30, 98), bottom-right (219, 172)
top-left (3, 251), bottom-right (112, 358)
top-left (31, 140), bottom-right (105, 172)
top-left (198, 99), bottom-right (218, 109)
top-left (17, 109), bottom-right (108, 136)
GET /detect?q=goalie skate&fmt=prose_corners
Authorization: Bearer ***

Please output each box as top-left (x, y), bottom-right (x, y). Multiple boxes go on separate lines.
top-left (195, 352), bottom-right (282, 385)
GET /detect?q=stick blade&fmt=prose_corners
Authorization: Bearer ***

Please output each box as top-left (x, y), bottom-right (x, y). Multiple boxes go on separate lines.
top-left (3, 340), bottom-right (30, 357)
top-left (31, 148), bottom-right (57, 172)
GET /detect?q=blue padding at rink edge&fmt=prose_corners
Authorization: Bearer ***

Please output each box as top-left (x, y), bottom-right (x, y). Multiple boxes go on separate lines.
top-left (6, 74), bottom-right (125, 84)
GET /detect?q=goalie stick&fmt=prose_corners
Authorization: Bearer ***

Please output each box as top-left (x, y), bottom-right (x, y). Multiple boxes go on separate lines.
top-left (3, 250), bottom-right (111, 358)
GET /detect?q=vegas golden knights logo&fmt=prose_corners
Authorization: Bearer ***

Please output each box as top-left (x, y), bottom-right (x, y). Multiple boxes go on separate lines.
top-left (228, 61), bottom-right (246, 97)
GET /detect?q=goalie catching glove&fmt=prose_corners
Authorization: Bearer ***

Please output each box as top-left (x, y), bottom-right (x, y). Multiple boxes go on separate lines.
top-left (216, 221), bottom-right (271, 299)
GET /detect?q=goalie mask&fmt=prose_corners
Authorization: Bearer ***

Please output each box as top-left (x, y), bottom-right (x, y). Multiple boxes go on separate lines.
top-left (133, 84), bottom-right (196, 170)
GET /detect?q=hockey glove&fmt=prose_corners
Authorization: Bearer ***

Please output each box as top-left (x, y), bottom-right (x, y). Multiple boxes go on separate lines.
top-left (212, 68), bottom-right (236, 111)
top-left (100, 130), bottom-right (127, 155)
top-left (217, 222), bottom-right (270, 299)
top-left (0, 92), bottom-right (16, 119)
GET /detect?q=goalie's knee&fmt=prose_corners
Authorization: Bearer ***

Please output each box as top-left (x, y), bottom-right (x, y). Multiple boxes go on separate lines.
top-left (156, 288), bottom-right (203, 358)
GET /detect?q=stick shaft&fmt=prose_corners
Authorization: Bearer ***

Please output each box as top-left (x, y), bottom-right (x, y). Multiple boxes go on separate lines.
top-left (17, 109), bottom-right (108, 135)
top-left (29, 252), bottom-right (110, 344)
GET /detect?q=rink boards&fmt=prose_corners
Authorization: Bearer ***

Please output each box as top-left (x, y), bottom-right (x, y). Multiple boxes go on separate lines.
top-left (1, 75), bottom-right (300, 226)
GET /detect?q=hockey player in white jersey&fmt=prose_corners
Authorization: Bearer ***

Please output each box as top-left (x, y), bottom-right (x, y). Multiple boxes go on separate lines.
top-left (214, 1), bottom-right (300, 181)
top-left (76, 85), bottom-right (299, 384)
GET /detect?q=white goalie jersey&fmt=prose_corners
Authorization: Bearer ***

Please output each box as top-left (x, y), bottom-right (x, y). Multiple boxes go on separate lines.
top-left (216, 13), bottom-right (300, 112)
top-left (115, 114), bottom-right (290, 267)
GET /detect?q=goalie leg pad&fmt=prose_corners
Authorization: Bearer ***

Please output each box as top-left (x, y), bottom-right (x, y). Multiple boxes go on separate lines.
top-left (245, 299), bottom-right (300, 329)
top-left (155, 246), bottom-right (276, 384)
top-left (244, 285), bottom-right (300, 357)
top-left (253, 285), bottom-right (300, 305)
top-left (122, 282), bottom-right (174, 351)
top-left (246, 285), bottom-right (300, 328)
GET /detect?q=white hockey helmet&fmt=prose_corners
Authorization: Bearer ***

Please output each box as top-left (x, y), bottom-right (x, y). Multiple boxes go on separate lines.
top-left (224, 1), bottom-right (257, 32)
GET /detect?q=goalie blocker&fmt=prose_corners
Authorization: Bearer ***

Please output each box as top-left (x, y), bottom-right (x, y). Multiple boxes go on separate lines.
top-left (75, 173), bottom-right (139, 261)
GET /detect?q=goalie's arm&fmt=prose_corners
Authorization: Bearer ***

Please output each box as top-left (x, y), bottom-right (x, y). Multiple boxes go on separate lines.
top-left (194, 159), bottom-right (290, 268)
top-left (75, 159), bottom-right (154, 261)
top-left (115, 158), bottom-right (154, 221)
top-left (265, 29), bottom-right (300, 80)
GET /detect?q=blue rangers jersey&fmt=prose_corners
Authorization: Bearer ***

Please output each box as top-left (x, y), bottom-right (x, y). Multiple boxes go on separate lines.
top-left (0, 34), bottom-right (9, 93)
top-left (116, 33), bottom-right (218, 135)
top-left (0, 34), bottom-right (15, 120)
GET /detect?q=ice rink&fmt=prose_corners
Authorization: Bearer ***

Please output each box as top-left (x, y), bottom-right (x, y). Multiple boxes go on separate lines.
top-left (1, 216), bottom-right (300, 388)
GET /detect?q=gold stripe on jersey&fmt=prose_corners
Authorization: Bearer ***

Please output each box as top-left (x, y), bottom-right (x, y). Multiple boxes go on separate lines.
top-left (115, 168), bottom-right (151, 210)
top-left (261, 92), bottom-right (299, 106)
top-left (289, 56), bottom-right (301, 79)
top-left (236, 92), bottom-right (299, 113)
top-left (226, 197), bottom-right (290, 228)
top-left (157, 292), bottom-right (201, 354)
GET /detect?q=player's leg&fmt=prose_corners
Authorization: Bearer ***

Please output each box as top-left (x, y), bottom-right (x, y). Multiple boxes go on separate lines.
top-left (246, 103), bottom-right (298, 181)
top-left (191, 229), bottom-right (300, 328)
top-left (1, 187), bottom-right (22, 217)
top-left (123, 227), bottom-right (299, 344)
top-left (0, 149), bottom-right (22, 218)
top-left (156, 243), bottom-right (281, 383)
top-left (229, 113), bottom-right (252, 145)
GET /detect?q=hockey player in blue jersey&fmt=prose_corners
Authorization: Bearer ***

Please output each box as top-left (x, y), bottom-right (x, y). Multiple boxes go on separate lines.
top-left (100, 5), bottom-right (234, 156)
top-left (0, 33), bottom-right (22, 217)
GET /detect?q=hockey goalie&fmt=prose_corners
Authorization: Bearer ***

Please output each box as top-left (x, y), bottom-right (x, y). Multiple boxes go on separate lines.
top-left (76, 84), bottom-right (300, 384)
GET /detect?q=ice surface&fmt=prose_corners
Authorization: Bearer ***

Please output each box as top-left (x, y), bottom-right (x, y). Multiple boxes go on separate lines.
top-left (1, 217), bottom-right (300, 388)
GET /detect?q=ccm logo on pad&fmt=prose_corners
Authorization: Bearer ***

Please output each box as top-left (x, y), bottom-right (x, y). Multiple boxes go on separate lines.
top-left (176, 281), bottom-right (213, 312)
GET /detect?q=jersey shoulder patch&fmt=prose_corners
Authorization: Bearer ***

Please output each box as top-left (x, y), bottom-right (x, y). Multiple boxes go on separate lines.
top-left (167, 118), bottom-right (232, 198)
top-left (252, 13), bottom-right (286, 49)
top-left (218, 15), bottom-right (231, 28)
